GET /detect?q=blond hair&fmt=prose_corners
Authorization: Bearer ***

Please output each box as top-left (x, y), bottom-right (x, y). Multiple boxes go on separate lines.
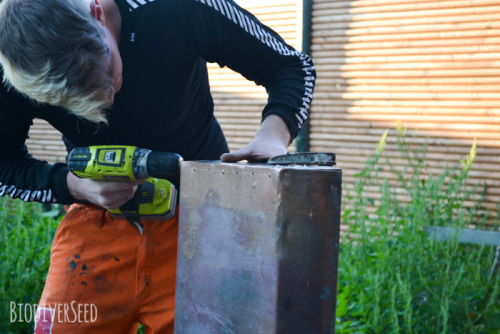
top-left (0, 0), bottom-right (114, 123)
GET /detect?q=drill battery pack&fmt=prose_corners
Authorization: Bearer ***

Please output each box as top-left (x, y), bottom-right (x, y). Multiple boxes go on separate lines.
top-left (109, 177), bottom-right (177, 222)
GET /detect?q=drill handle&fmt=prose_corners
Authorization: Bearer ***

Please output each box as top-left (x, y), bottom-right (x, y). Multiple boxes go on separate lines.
top-left (147, 151), bottom-right (183, 178)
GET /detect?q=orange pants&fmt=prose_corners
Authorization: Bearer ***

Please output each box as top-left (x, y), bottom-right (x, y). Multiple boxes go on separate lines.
top-left (34, 204), bottom-right (178, 334)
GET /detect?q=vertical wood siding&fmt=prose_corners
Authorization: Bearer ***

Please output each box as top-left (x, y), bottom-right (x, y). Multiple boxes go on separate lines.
top-left (310, 0), bottom-right (500, 224)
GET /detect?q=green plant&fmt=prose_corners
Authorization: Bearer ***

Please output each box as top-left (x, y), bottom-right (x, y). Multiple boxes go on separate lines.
top-left (336, 128), bottom-right (500, 333)
top-left (0, 199), bottom-right (62, 334)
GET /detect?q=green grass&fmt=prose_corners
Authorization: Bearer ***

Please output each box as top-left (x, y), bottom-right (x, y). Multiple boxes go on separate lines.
top-left (0, 200), bottom-right (61, 333)
top-left (336, 127), bottom-right (500, 333)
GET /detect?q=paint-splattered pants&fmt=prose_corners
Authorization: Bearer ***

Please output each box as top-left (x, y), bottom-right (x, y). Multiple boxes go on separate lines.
top-left (34, 204), bottom-right (178, 333)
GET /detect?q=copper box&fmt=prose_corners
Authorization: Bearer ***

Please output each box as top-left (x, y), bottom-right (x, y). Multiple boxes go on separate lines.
top-left (174, 161), bottom-right (341, 333)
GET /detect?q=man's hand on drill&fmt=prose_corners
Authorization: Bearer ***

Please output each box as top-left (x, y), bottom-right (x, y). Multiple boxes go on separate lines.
top-left (66, 172), bottom-right (146, 210)
top-left (220, 114), bottom-right (290, 163)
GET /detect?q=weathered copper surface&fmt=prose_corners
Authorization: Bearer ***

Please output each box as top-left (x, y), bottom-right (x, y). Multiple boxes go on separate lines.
top-left (174, 161), bottom-right (342, 334)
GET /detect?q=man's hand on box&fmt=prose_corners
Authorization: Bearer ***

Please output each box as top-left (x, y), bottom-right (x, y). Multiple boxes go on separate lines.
top-left (220, 115), bottom-right (290, 163)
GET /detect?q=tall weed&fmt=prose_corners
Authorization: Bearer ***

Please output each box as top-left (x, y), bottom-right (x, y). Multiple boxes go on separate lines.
top-left (0, 199), bottom-right (61, 333)
top-left (337, 128), bottom-right (500, 333)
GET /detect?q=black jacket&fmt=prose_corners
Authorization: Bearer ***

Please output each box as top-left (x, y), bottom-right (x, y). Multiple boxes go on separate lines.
top-left (0, 0), bottom-right (315, 204)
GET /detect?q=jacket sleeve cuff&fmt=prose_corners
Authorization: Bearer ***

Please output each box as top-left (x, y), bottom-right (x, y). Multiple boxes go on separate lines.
top-left (51, 163), bottom-right (75, 204)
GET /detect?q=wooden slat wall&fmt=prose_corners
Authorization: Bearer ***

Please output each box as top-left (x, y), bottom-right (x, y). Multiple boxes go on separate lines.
top-left (310, 0), bottom-right (500, 224)
top-left (27, 119), bottom-right (67, 163)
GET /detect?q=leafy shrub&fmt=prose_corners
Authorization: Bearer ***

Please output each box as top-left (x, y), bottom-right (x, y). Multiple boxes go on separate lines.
top-left (337, 128), bottom-right (500, 333)
top-left (0, 200), bottom-right (61, 334)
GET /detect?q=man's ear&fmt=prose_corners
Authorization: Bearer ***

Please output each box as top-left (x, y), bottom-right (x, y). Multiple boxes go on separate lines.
top-left (89, 0), bottom-right (106, 24)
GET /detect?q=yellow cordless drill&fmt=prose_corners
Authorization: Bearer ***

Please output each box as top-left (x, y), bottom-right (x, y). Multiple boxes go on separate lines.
top-left (66, 145), bottom-right (182, 222)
